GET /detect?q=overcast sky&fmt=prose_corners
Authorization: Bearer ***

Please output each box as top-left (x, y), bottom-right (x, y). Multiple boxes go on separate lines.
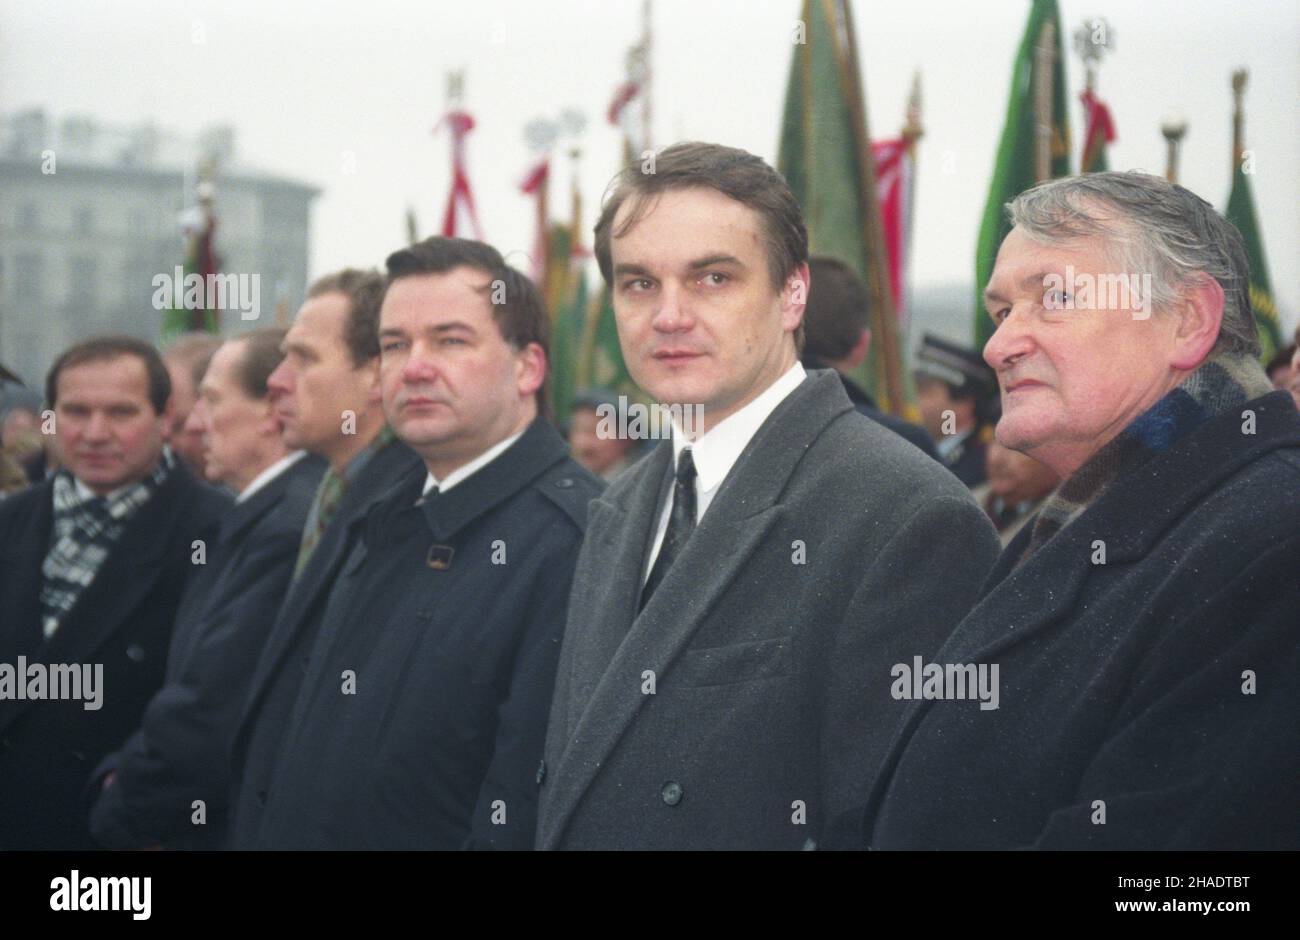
top-left (3, 0), bottom-right (1296, 338)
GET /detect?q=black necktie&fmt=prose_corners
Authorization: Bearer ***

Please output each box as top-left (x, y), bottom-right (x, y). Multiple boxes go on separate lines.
top-left (640, 448), bottom-right (697, 611)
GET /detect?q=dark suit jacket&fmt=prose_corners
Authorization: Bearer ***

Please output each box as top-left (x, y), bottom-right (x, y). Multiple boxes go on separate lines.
top-left (87, 453), bottom-right (325, 849)
top-left (801, 356), bottom-right (939, 461)
top-left (864, 391), bottom-right (1300, 849)
top-left (227, 434), bottom-right (421, 848)
top-left (250, 419), bottom-right (603, 849)
top-left (537, 370), bottom-right (1002, 849)
top-left (0, 460), bottom-right (229, 849)
top-left (945, 433), bottom-right (988, 488)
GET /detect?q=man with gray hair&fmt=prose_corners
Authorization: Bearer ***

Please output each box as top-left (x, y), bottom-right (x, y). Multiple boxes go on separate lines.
top-left (861, 171), bottom-right (1300, 849)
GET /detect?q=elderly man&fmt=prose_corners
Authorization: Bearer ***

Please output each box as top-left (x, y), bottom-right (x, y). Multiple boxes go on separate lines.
top-left (88, 330), bottom-right (323, 849)
top-left (161, 334), bottom-right (222, 478)
top-left (863, 171), bottom-right (1300, 849)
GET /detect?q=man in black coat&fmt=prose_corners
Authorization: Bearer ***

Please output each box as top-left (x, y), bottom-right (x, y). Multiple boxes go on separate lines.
top-left (0, 336), bottom-right (228, 849)
top-left (914, 333), bottom-right (998, 487)
top-left (863, 171), bottom-right (1300, 849)
top-left (245, 238), bottom-right (601, 849)
top-left (800, 256), bottom-right (938, 460)
top-left (228, 270), bottom-right (420, 848)
top-left (88, 330), bottom-right (324, 849)
top-left (536, 144), bottom-right (999, 850)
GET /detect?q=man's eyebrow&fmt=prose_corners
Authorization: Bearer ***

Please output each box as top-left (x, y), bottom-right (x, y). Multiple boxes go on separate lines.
top-left (378, 326), bottom-right (406, 338)
top-left (687, 254), bottom-right (743, 271)
top-left (983, 271), bottom-right (1058, 305)
top-left (612, 262), bottom-right (653, 278)
top-left (429, 321), bottom-right (476, 334)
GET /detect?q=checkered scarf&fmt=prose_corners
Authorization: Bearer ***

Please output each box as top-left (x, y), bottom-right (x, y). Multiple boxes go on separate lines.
top-left (39, 448), bottom-right (175, 639)
top-left (1018, 351), bottom-right (1273, 564)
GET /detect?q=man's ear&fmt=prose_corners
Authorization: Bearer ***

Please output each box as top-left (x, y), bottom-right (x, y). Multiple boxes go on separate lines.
top-left (1169, 273), bottom-right (1225, 371)
top-left (846, 328), bottom-right (871, 369)
top-left (781, 263), bottom-right (811, 334)
top-left (516, 342), bottom-right (547, 399)
top-left (363, 357), bottom-right (384, 408)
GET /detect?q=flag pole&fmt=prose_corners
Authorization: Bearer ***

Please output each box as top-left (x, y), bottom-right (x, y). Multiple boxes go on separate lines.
top-left (1033, 20), bottom-right (1056, 183)
top-left (1161, 118), bottom-right (1188, 184)
top-left (1231, 68), bottom-right (1248, 168)
top-left (831, 0), bottom-right (906, 413)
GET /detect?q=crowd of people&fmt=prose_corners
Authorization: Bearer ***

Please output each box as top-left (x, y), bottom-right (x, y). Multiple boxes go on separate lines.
top-left (0, 142), bottom-right (1296, 850)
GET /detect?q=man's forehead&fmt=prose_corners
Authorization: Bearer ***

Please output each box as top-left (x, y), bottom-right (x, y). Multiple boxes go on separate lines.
top-left (59, 356), bottom-right (149, 397)
top-left (381, 269), bottom-right (493, 325)
top-left (612, 187), bottom-right (762, 260)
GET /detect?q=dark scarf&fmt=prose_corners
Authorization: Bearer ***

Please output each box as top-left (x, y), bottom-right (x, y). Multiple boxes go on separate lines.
top-left (1019, 352), bottom-right (1273, 563)
top-left (39, 448), bottom-right (175, 639)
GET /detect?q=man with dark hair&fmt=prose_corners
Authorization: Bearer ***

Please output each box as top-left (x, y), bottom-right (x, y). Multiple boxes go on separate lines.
top-left (914, 333), bottom-right (998, 487)
top-left (0, 335), bottom-right (228, 849)
top-left (802, 256), bottom-right (937, 459)
top-left (229, 271), bottom-right (419, 848)
top-left (536, 142), bottom-right (999, 850)
top-left (243, 237), bottom-right (601, 849)
top-left (161, 334), bottom-right (222, 478)
top-left (88, 330), bottom-right (323, 849)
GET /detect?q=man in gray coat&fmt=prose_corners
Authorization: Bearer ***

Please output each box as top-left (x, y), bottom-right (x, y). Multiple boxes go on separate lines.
top-left (536, 142), bottom-right (1001, 850)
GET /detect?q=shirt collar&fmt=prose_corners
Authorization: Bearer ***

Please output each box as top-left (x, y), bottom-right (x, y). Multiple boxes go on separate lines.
top-left (236, 450), bottom-right (307, 504)
top-left (71, 446), bottom-right (173, 503)
top-left (421, 430), bottom-right (525, 498)
top-left (671, 361), bottom-right (806, 493)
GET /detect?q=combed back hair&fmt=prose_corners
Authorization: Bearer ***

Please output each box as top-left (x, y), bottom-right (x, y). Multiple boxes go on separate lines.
top-left (47, 335), bottom-right (171, 414)
top-left (804, 256), bottom-right (870, 362)
top-left (230, 329), bottom-right (288, 400)
top-left (382, 237), bottom-right (550, 413)
top-left (592, 141), bottom-right (809, 352)
top-left (306, 268), bottom-right (385, 366)
top-left (1006, 171), bottom-right (1259, 358)
top-left (162, 333), bottom-right (222, 389)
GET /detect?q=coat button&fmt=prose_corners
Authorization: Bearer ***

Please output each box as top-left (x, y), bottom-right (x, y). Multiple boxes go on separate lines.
top-left (535, 759), bottom-right (547, 786)
top-left (554, 478), bottom-right (574, 489)
top-left (125, 644), bottom-right (146, 662)
top-left (661, 781), bottom-right (683, 806)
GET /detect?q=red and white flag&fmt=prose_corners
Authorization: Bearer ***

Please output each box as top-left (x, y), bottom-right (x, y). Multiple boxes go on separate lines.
top-left (870, 137), bottom-right (914, 330)
top-left (436, 110), bottom-right (484, 241)
top-left (519, 157), bottom-right (551, 283)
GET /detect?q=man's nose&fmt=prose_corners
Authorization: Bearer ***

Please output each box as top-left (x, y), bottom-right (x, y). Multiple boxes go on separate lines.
top-left (983, 305), bottom-right (1034, 372)
top-left (400, 344), bottom-right (439, 384)
top-left (651, 283), bottom-right (693, 333)
top-left (183, 400), bottom-right (207, 436)
top-left (266, 361), bottom-right (292, 397)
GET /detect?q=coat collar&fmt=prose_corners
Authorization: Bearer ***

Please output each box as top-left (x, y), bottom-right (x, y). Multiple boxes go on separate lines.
top-left (861, 390), bottom-right (1300, 844)
top-left (219, 453), bottom-right (318, 546)
top-left (540, 370), bottom-right (855, 848)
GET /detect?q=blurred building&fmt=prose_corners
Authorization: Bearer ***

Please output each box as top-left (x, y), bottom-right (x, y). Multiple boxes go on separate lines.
top-left (0, 109), bottom-right (319, 388)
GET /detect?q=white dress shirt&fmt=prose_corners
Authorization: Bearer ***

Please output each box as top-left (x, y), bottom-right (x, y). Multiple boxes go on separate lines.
top-left (642, 362), bottom-right (807, 585)
top-left (236, 450), bottom-right (308, 504)
top-left (419, 430), bottom-right (525, 499)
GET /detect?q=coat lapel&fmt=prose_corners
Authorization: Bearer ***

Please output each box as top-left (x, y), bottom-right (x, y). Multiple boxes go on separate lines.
top-left (41, 467), bottom-right (190, 668)
top-left (862, 390), bottom-right (1300, 844)
top-left (541, 370), bottom-right (853, 848)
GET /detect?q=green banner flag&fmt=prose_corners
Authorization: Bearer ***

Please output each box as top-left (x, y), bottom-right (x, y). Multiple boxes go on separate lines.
top-left (1225, 165), bottom-right (1282, 364)
top-left (973, 0), bottom-right (1071, 350)
top-left (778, 0), bottom-right (905, 410)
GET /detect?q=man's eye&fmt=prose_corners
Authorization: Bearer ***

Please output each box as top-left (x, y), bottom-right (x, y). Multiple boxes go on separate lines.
top-left (701, 272), bottom-right (728, 287)
top-left (622, 278), bottom-right (653, 292)
top-left (992, 308), bottom-right (1009, 324)
top-left (440, 337), bottom-right (467, 347)
top-left (381, 341), bottom-right (406, 353)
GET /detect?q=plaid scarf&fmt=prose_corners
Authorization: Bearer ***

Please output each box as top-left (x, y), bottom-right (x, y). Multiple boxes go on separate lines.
top-left (39, 448), bottom-right (175, 639)
top-left (1018, 351), bottom-right (1273, 564)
